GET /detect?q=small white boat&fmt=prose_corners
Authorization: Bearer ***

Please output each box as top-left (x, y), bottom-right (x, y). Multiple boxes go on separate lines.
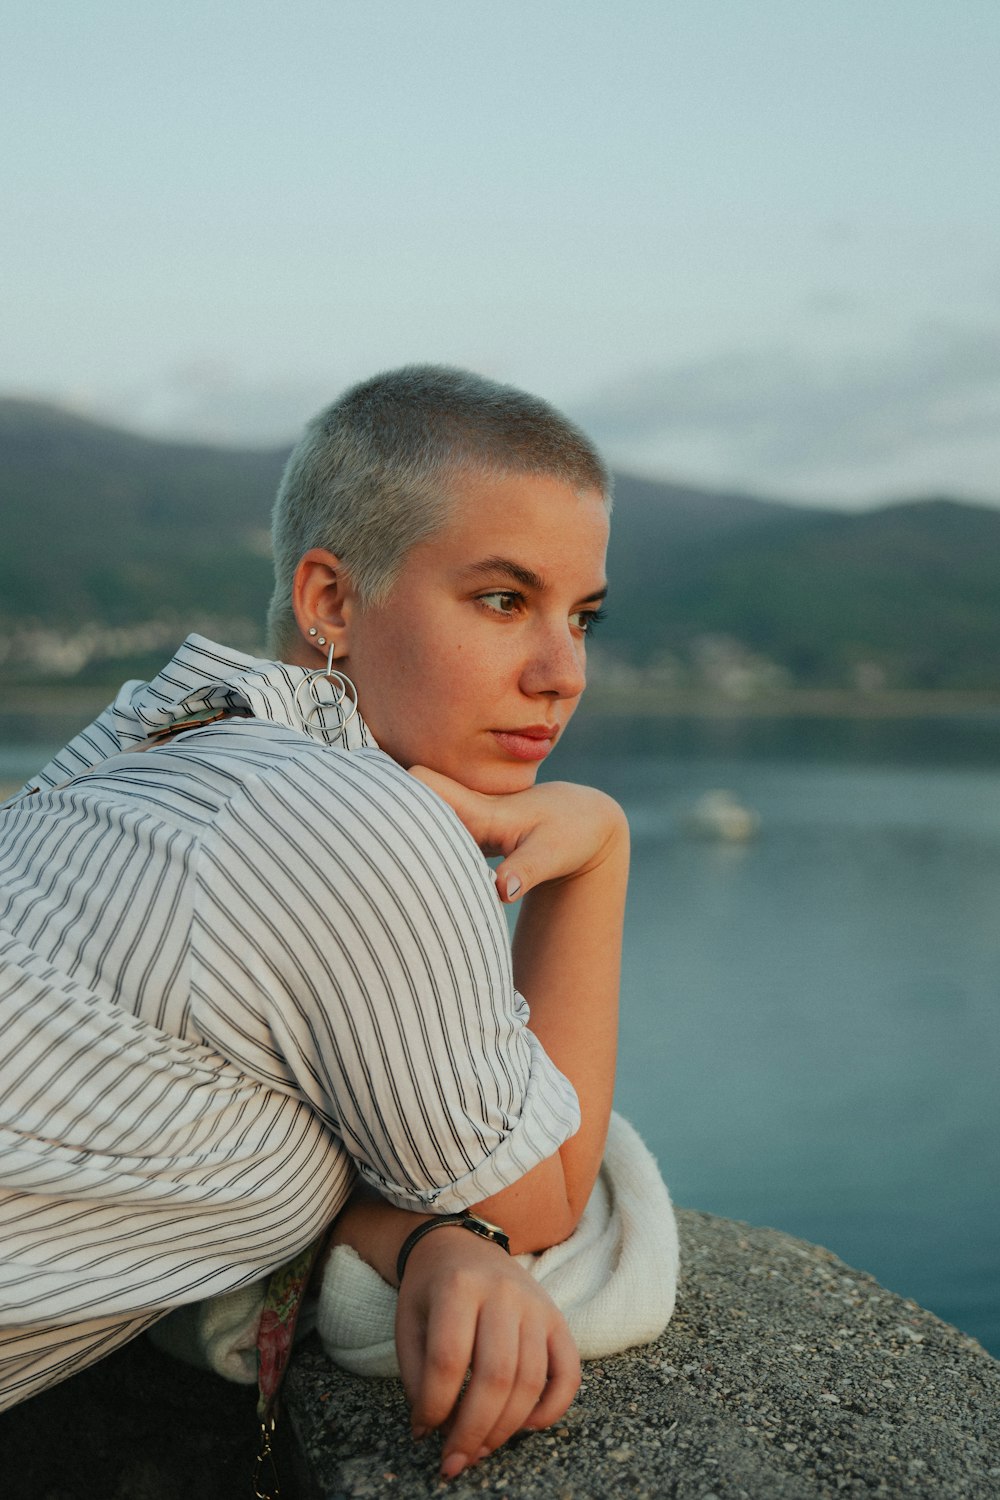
top-left (683, 789), bottom-right (760, 842)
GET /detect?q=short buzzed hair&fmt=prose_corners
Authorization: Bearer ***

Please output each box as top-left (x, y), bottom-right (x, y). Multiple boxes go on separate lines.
top-left (266, 364), bottom-right (611, 654)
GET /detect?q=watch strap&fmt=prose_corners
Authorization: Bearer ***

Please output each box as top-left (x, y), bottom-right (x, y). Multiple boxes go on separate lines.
top-left (395, 1212), bottom-right (511, 1285)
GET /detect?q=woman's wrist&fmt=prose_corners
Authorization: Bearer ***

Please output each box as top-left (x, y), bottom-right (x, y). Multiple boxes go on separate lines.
top-left (328, 1186), bottom-right (435, 1287)
top-left (556, 789), bottom-right (628, 879)
top-left (396, 1212), bottom-right (511, 1284)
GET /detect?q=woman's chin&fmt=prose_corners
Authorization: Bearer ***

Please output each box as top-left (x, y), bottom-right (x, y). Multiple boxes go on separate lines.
top-left (392, 746), bottom-right (543, 796)
top-left (463, 762), bottom-right (542, 796)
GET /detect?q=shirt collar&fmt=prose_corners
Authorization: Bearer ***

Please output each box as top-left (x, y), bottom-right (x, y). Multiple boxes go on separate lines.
top-left (107, 633), bottom-right (377, 753)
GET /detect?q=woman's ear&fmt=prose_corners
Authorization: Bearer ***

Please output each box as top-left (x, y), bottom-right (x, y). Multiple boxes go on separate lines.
top-left (289, 549), bottom-right (357, 666)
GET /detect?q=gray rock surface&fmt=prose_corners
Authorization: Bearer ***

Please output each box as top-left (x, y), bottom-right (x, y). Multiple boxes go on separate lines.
top-left (287, 1209), bottom-right (1000, 1499)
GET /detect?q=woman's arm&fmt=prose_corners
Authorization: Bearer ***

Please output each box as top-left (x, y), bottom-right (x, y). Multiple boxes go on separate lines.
top-left (327, 773), bottom-right (627, 1476)
top-left (410, 772), bottom-right (629, 1247)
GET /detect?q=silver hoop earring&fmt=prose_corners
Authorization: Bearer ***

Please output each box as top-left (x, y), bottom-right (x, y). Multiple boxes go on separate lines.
top-left (294, 642), bottom-right (359, 745)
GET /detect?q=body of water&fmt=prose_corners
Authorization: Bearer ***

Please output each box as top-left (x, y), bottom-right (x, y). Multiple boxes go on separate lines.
top-left (3, 707), bottom-right (999, 1355)
top-left (553, 712), bottom-right (1000, 1357)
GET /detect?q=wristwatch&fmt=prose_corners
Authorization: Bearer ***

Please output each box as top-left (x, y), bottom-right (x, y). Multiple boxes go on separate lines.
top-left (396, 1212), bottom-right (511, 1284)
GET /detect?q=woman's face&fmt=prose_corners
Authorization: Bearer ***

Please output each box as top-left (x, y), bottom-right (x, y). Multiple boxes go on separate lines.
top-left (341, 470), bottom-right (610, 794)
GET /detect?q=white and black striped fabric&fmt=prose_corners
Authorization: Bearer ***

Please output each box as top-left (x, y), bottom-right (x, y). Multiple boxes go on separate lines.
top-left (0, 636), bottom-right (579, 1410)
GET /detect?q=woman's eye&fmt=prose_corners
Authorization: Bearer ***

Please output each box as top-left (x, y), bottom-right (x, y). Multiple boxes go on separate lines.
top-left (479, 591), bottom-right (522, 616)
top-left (572, 607), bottom-right (607, 635)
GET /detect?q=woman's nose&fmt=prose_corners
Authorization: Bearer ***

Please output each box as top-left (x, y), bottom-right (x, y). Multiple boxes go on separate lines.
top-left (521, 626), bottom-right (587, 699)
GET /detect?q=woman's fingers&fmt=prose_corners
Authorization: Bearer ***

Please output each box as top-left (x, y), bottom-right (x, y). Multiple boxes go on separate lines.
top-left (442, 1300), bottom-right (548, 1469)
top-left (409, 765), bottom-right (566, 903)
top-left (396, 1280), bottom-right (476, 1438)
top-left (410, 767), bottom-right (627, 903)
top-left (394, 1295), bottom-right (435, 1434)
top-left (393, 1232), bottom-right (581, 1479)
top-left (437, 1306), bottom-right (524, 1475)
top-left (492, 845), bottom-right (552, 903)
top-left (519, 1322), bottom-right (582, 1431)
top-left (407, 764), bottom-right (549, 868)
top-left (472, 1316), bottom-right (553, 1457)
top-left (439, 1311), bottom-right (579, 1478)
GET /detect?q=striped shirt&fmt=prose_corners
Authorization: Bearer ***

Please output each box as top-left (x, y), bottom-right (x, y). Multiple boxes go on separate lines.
top-left (0, 635), bottom-right (580, 1409)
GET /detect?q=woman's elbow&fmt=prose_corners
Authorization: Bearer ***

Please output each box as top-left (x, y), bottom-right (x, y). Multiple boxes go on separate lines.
top-left (473, 1160), bottom-right (580, 1255)
top-left (505, 1205), bottom-right (578, 1256)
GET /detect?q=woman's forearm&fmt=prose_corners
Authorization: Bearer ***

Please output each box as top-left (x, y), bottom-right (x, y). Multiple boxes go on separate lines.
top-left (507, 803), bottom-right (628, 1223)
top-left (327, 1181), bottom-right (432, 1284)
top-left (401, 770), bottom-right (630, 1251)
top-left (474, 798), bottom-right (628, 1247)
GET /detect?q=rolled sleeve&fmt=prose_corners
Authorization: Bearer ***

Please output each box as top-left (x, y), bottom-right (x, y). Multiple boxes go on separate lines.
top-left (355, 1020), bottom-right (580, 1211)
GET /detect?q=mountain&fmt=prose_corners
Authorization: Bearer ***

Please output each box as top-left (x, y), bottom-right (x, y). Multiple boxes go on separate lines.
top-left (0, 399), bottom-right (286, 629)
top-left (2, 398), bottom-right (1000, 690)
top-left (604, 493), bottom-right (1000, 689)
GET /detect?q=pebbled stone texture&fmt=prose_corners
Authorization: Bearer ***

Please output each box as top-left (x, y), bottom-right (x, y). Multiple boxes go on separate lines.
top-left (286, 1209), bottom-right (1000, 1500)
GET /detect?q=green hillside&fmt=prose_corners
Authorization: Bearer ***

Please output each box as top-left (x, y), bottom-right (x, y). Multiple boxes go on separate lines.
top-left (3, 398), bottom-right (1000, 692)
top-left (603, 497), bottom-right (1000, 689)
top-left (0, 400), bottom-right (284, 631)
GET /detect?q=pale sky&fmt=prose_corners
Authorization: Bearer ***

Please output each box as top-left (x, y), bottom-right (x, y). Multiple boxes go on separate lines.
top-left (3, 0), bottom-right (999, 505)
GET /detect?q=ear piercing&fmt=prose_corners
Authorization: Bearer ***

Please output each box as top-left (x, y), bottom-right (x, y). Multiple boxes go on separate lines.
top-left (294, 640), bottom-right (359, 745)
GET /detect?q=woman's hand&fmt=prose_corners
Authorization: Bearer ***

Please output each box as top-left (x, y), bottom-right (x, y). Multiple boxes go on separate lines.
top-left (327, 1189), bottom-right (580, 1478)
top-left (408, 768), bottom-right (627, 904)
top-left (396, 1226), bottom-right (580, 1480)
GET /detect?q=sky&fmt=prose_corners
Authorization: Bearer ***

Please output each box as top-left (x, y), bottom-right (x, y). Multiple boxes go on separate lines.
top-left (3, 0), bottom-right (999, 506)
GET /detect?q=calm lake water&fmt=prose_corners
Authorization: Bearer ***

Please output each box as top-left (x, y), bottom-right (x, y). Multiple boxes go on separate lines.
top-left (551, 712), bottom-right (1000, 1357)
top-left (3, 707), bottom-right (999, 1355)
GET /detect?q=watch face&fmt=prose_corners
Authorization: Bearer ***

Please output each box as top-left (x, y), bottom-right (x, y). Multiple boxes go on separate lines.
top-left (463, 1214), bottom-right (510, 1249)
top-left (468, 1215), bottom-right (505, 1237)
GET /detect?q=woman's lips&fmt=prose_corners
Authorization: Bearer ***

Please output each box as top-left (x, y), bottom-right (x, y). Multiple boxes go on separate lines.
top-left (491, 727), bottom-right (557, 761)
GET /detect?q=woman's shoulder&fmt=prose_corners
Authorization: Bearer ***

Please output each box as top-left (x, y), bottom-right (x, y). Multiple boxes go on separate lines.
top-left (194, 723), bottom-right (491, 877)
top-left (187, 719), bottom-right (433, 802)
top-left (191, 729), bottom-right (508, 962)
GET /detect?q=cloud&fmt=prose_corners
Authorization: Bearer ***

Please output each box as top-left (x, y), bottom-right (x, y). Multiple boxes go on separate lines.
top-left (574, 323), bottom-right (1000, 504)
top-left (104, 362), bottom-right (340, 447)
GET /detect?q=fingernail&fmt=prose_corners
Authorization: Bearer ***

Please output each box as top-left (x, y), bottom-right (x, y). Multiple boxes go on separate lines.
top-left (476, 1446), bottom-right (491, 1461)
top-left (505, 874), bottom-right (522, 900)
top-left (411, 1425), bottom-right (428, 1442)
top-left (441, 1452), bottom-right (468, 1480)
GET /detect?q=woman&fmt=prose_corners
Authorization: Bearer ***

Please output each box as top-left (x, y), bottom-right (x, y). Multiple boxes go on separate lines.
top-left (0, 367), bottom-right (628, 1479)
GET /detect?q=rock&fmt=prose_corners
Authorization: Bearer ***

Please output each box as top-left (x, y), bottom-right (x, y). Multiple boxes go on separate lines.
top-left (286, 1209), bottom-right (1000, 1499)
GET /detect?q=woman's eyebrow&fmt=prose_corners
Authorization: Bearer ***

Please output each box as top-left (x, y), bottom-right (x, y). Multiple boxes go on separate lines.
top-left (464, 557), bottom-right (608, 602)
top-left (464, 557), bottom-right (546, 590)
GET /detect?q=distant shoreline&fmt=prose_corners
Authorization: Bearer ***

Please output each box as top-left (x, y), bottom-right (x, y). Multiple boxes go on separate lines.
top-left (5, 687), bottom-right (1000, 807)
top-left (4, 683), bottom-right (1000, 722)
top-left (580, 687), bottom-right (1000, 719)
